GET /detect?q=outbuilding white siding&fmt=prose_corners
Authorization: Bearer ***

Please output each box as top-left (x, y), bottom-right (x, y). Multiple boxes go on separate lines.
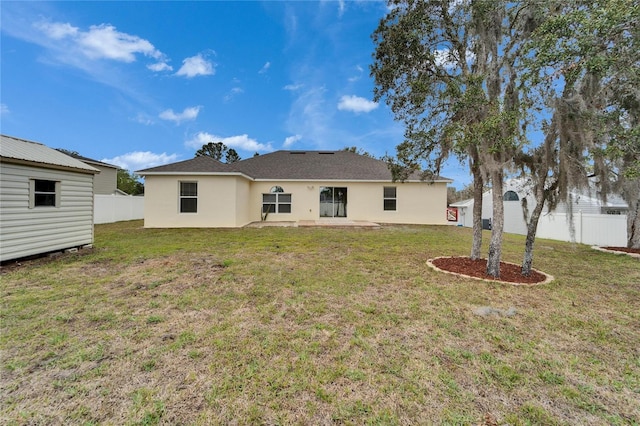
top-left (0, 162), bottom-right (95, 262)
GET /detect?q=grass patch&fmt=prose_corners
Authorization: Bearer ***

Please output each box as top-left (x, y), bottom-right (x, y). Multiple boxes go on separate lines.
top-left (1, 220), bottom-right (639, 424)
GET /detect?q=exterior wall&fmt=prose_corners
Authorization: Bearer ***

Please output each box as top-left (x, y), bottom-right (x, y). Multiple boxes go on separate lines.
top-left (143, 175), bottom-right (247, 228)
top-left (92, 165), bottom-right (118, 195)
top-left (0, 162), bottom-right (94, 262)
top-left (94, 194), bottom-right (144, 224)
top-left (249, 180), bottom-right (449, 225)
top-left (234, 178), bottom-right (252, 226)
top-left (144, 176), bottom-right (449, 227)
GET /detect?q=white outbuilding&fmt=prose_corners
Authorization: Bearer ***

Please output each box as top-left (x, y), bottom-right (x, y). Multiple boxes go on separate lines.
top-left (0, 135), bottom-right (99, 262)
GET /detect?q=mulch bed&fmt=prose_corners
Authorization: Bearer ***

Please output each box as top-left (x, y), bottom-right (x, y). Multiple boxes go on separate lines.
top-left (603, 246), bottom-right (640, 255)
top-left (430, 256), bottom-right (548, 284)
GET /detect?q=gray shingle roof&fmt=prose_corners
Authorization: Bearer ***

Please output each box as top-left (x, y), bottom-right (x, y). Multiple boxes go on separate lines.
top-left (138, 150), bottom-right (452, 182)
top-left (1, 135), bottom-right (99, 173)
top-left (137, 156), bottom-right (233, 174)
top-left (63, 151), bottom-right (119, 170)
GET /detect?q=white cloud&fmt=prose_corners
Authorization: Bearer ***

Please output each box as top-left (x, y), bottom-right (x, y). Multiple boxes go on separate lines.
top-left (283, 134), bottom-right (302, 148)
top-left (337, 95), bottom-right (378, 113)
top-left (224, 87), bottom-right (244, 102)
top-left (259, 61), bottom-right (271, 74)
top-left (1, 104), bottom-right (9, 115)
top-left (102, 151), bottom-right (179, 172)
top-left (36, 21), bottom-right (166, 63)
top-left (148, 61), bottom-right (173, 72)
top-left (284, 83), bottom-right (303, 91)
top-left (338, 0), bottom-right (346, 17)
top-left (185, 131), bottom-right (272, 153)
top-left (159, 106), bottom-right (201, 124)
top-left (348, 65), bottom-right (364, 83)
top-left (131, 113), bottom-right (154, 126)
top-left (285, 86), bottom-right (335, 148)
top-left (176, 54), bottom-right (215, 78)
top-left (37, 21), bottom-right (78, 39)
top-left (33, 20), bottom-right (171, 71)
top-left (78, 24), bottom-right (162, 62)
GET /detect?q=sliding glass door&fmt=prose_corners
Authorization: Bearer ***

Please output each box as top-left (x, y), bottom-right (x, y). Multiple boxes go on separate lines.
top-left (319, 187), bottom-right (347, 218)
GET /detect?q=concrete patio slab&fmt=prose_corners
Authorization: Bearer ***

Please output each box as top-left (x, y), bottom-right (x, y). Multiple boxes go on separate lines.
top-left (245, 220), bottom-right (380, 228)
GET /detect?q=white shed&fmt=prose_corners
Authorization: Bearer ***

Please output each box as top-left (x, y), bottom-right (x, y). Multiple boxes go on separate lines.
top-left (0, 135), bottom-right (100, 262)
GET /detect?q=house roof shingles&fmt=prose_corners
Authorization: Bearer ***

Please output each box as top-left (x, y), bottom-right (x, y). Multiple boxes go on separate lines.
top-left (64, 152), bottom-right (120, 169)
top-left (138, 150), bottom-right (452, 182)
top-left (138, 156), bottom-right (234, 174)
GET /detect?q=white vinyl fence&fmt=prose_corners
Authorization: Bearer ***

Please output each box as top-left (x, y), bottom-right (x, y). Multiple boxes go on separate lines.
top-left (534, 212), bottom-right (627, 247)
top-left (455, 205), bottom-right (628, 246)
top-left (94, 195), bottom-right (144, 224)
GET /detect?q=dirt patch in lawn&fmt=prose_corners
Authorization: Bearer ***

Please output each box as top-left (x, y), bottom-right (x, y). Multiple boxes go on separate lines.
top-left (428, 256), bottom-right (552, 285)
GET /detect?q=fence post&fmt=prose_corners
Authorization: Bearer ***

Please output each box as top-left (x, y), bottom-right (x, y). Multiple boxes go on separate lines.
top-left (578, 210), bottom-right (583, 244)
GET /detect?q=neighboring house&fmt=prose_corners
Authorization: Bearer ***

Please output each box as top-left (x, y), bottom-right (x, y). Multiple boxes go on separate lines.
top-left (450, 178), bottom-right (629, 245)
top-left (63, 152), bottom-right (125, 195)
top-left (0, 135), bottom-right (100, 262)
top-left (137, 150), bottom-right (452, 228)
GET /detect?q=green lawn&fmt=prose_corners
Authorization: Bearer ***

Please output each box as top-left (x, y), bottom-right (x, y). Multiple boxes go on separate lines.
top-left (1, 220), bottom-right (639, 425)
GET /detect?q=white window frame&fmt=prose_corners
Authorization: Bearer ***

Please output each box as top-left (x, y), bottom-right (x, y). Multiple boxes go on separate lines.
top-left (262, 193), bottom-right (292, 214)
top-left (383, 186), bottom-right (397, 211)
top-left (29, 179), bottom-right (60, 209)
top-left (179, 181), bottom-right (198, 213)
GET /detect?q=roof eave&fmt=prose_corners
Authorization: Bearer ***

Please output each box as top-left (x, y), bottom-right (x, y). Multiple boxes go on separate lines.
top-left (138, 171), bottom-right (254, 180)
top-left (252, 178), bottom-right (452, 183)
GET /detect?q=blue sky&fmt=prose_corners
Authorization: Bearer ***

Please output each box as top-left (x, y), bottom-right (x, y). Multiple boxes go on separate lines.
top-left (1, 1), bottom-right (469, 187)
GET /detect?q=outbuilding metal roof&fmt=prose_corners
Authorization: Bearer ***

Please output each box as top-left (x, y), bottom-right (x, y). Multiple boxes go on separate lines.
top-left (1, 135), bottom-right (99, 174)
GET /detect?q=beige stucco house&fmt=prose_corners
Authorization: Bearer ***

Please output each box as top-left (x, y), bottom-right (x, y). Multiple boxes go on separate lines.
top-left (137, 150), bottom-right (452, 228)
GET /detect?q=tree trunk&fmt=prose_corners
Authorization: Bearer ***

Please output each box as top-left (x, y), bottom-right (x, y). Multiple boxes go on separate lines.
top-left (621, 178), bottom-right (640, 249)
top-left (470, 167), bottom-right (484, 260)
top-left (522, 187), bottom-right (546, 276)
top-left (627, 197), bottom-right (640, 249)
top-left (486, 170), bottom-right (504, 277)
top-left (470, 159), bottom-right (484, 260)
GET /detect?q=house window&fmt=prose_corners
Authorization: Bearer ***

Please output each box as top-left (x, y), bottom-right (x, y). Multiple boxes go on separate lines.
top-left (263, 188), bottom-right (291, 214)
top-left (503, 190), bottom-right (519, 201)
top-left (31, 179), bottom-right (59, 208)
top-left (383, 186), bottom-right (397, 211)
top-left (320, 187), bottom-right (347, 217)
top-left (179, 181), bottom-right (198, 213)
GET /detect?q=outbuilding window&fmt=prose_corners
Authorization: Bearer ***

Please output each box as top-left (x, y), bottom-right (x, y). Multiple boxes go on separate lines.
top-left (383, 186), bottom-right (397, 211)
top-left (30, 179), bottom-right (59, 208)
top-left (179, 181), bottom-right (198, 213)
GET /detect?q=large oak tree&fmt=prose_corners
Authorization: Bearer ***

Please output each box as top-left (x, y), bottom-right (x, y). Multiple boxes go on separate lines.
top-left (371, 0), bottom-right (541, 276)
